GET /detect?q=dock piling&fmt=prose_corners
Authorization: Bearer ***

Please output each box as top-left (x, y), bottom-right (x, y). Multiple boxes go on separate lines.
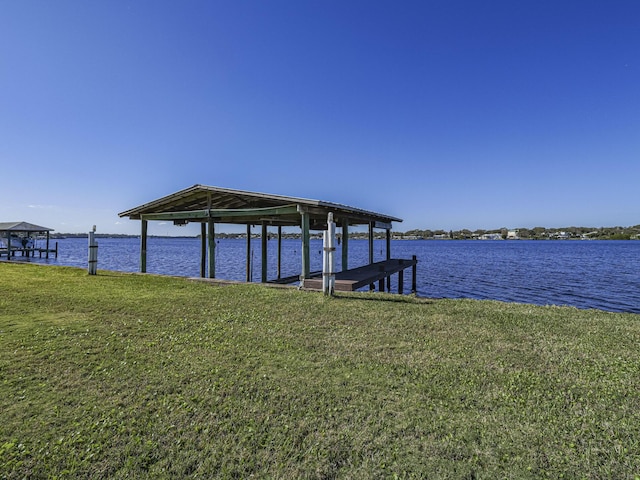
top-left (88, 226), bottom-right (98, 275)
top-left (412, 255), bottom-right (417, 294)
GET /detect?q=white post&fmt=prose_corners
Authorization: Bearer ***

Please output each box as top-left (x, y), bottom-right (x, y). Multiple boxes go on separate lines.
top-left (88, 225), bottom-right (98, 275)
top-left (323, 213), bottom-right (336, 296)
top-left (322, 231), bottom-right (329, 294)
top-left (328, 213), bottom-right (335, 294)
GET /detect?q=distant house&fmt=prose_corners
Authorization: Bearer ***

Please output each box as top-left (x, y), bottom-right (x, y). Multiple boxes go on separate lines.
top-left (506, 230), bottom-right (520, 240)
top-left (393, 234), bottom-right (422, 240)
top-left (479, 233), bottom-right (503, 240)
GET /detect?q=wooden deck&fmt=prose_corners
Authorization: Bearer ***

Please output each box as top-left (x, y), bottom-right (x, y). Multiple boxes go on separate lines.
top-left (268, 271), bottom-right (322, 285)
top-left (0, 246), bottom-right (58, 259)
top-left (302, 257), bottom-right (417, 293)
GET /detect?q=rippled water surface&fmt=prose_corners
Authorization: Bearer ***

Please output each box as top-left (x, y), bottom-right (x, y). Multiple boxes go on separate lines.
top-left (407, 240), bottom-right (640, 314)
top-left (17, 237), bottom-right (640, 314)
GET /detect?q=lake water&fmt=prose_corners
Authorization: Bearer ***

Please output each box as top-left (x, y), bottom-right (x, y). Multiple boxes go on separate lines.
top-left (11, 237), bottom-right (640, 314)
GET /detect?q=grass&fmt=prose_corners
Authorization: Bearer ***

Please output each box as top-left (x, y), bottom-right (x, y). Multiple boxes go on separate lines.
top-left (1, 262), bottom-right (639, 479)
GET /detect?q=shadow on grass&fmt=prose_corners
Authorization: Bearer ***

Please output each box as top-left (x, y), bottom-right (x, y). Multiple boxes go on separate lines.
top-left (330, 291), bottom-right (434, 305)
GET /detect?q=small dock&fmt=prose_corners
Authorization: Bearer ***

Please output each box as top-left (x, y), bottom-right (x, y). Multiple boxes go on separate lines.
top-left (0, 221), bottom-right (58, 260)
top-left (303, 256), bottom-right (417, 294)
top-left (0, 245), bottom-right (59, 259)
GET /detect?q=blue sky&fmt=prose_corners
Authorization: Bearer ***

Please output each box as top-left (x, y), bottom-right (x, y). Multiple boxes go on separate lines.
top-left (2, 1), bottom-right (638, 235)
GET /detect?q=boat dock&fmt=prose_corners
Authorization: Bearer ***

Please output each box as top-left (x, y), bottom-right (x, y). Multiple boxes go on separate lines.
top-left (119, 184), bottom-right (418, 296)
top-left (0, 221), bottom-right (58, 260)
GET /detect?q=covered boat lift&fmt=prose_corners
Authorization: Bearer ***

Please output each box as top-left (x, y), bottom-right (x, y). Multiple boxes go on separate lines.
top-left (119, 185), bottom-right (416, 293)
top-left (0, 221), bottom-right (58, 259)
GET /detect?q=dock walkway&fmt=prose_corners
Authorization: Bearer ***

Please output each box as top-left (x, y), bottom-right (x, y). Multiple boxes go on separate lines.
top-left (0, 246), bottom-right (58, 259)
top-left (303, 257), bottom-right (417, 294)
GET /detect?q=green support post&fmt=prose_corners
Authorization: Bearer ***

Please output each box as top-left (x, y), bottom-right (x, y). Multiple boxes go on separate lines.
top-left (368, 222), bottom-right (374, 290)
top-left (341, 218), bottom-right (349, 272)
top-left (246, 224), bottom-right (252, 282)
top-left (412, 255), bottom-right (417, 294)
top-left (368, 222), bottom-right (374, 264)
top-left (200, 223), bottom-right (207, 278)
top-left (300, 209), bottom-right (310, 280)
top-left (140, 220), bottom-right (148, 273)
top-left (277, 226), bottom-right (282, 280)
top-left (208, 221), bottom-right (216, 279)
top-left (261, 221), bottom-right (268, 283)
top-left (386, 228), bottom-right (391, 292)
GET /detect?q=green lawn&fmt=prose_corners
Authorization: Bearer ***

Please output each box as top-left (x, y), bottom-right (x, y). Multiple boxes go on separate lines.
top-left (1, 263), bottom-right (639, 479)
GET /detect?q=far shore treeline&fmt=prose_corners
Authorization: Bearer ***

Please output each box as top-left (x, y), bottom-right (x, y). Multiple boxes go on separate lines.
top-left (51, 224), bottom-right (640, 241)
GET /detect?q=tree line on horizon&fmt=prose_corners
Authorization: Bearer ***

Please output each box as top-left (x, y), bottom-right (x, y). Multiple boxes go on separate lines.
top-left (400, 225), bottom-right (640, 240)
top-left (51, 224), bottom-right (640, 240)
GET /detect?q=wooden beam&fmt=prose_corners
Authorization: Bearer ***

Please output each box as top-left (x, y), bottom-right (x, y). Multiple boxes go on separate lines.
top-left (374, 221), bottom-right (393, 230)
top-left (140, 220), bottom-right (148, 273)
top-left (142, 210), bottom-right (207, 221)
top-left (301, 206), bottom-right (391, 225)
top-left (140, 205), bottom-right (300, 222)
top-left (208, 221), bottom-right (215, 279)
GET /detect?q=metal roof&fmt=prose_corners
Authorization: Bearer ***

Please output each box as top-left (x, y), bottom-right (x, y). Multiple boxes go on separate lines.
top-left (118, 184), bottom-right (402, 229)
top-left (0, 221), bottom-right (53, 232)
